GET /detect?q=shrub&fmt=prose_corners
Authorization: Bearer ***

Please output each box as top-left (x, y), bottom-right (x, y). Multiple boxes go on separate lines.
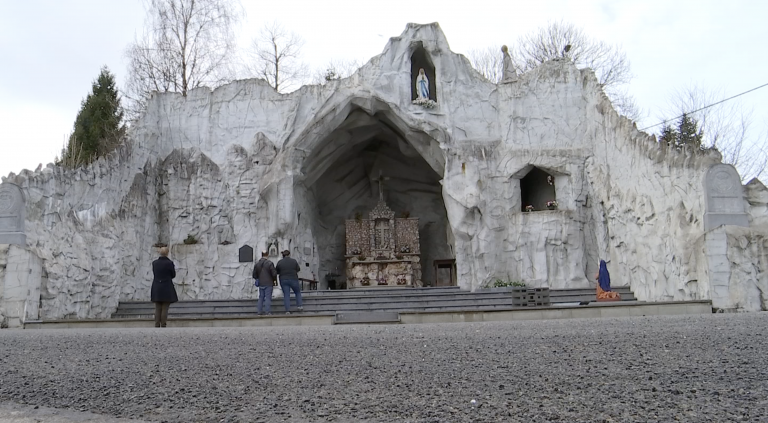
top-left (183, 234), bottom-right (199, 245)
top-left (488, 278), bottom-right (526, 288)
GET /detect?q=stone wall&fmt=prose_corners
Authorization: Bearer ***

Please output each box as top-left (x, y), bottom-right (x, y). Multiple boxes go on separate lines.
top-left (702, 226), bottom-right (768, 311)
top-left (394, 218), bottom-right (420, 254)
top-left (2, 23), bottom-right (765, 319)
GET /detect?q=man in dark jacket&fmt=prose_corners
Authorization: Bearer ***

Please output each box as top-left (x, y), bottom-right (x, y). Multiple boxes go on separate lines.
top-left (151, 247), bottom-right (178, 328)
top-left (276, 249), bottom-right (303, 314)
top-left (252, 251), bottom-right (277, 315)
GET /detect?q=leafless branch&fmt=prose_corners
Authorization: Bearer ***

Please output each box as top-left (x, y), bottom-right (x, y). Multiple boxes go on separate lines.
top-left (245, 22), bottom-right (308, 92)
top-left (466, 22), bottom-right (641, 121)
top-left (466, 45), bottom-right (516, 84)
top-left (311, 59), bottom-right (363, 85)
top-left (123, 0), bottom-right (242, 120)
top-left (661, 84), bottom-right (768, 181)
top-left (515, 20), bottom-right (632, 89)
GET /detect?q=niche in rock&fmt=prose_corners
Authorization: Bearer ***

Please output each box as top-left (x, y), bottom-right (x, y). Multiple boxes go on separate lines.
top-left (520, 167), bottom-right (556, 211)
top-left (301, 109), bottom-right (453, 288)
top-left (410, 43), bottom-right (437, 102)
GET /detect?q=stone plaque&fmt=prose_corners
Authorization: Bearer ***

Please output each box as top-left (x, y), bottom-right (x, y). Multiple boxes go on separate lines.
top-left (238, 244), bottom-right (254, 262)
top-left (704, 164), bottom-right (749, 231)
top-left (0, 182), bottom-right (25, 245)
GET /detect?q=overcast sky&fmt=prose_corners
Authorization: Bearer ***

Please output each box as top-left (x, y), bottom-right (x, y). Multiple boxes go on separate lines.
top-left (1, 0), bottom-right (766, 180)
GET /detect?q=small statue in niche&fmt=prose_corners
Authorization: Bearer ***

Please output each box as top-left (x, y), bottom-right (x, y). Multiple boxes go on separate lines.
top-left (267, 241), bottom-right (278, 257)
top-left (416, 68), bottom-right (429, 100)
top-left (412, 68), bottom-right (437, 108)
top-left (500, 45), bottom-right (518, 83)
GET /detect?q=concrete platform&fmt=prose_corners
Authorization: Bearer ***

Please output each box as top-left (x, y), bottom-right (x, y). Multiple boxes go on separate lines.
top-left (22, 300), bottom-right (712, 329)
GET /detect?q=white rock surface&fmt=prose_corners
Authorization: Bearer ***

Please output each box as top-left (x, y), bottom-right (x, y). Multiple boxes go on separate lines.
top-left (2, 22), bottom-right (767, 321)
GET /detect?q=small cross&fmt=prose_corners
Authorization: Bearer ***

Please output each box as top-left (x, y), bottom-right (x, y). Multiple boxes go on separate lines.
top-left (375, 171), bottom-right (390, 202)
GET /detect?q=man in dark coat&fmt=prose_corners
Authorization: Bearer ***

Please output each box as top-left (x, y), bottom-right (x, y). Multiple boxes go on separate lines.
top-left (276, 249), bottom-right (303, 314)
top-left (252, 251), bottom-right (277, 315)
top-left (151, 246), bottom-right (178, 327)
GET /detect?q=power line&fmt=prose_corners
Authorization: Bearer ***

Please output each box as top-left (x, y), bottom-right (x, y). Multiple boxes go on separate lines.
top-left (639, 82), bottom-right (768, 131)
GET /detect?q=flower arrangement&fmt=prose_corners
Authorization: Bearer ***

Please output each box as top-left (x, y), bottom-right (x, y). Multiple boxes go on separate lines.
top-left (361, 276), bottom-right (371, 286)
top-left (350, 247), bottom-right (362, 255)
top-left (396, 275), bottom-right (408, 285)
top-left (525, 205), bottom-right (534, 212)
top-left (546, 200), bottom-right (558, 209)
top-left (400, 246), bottom-right (411, 253)
top-left (487, 278), bottom-right (526, 288)
top-left (377, 277), bottom-right (388, 286)
top-left (412, 98), bottom-right (437, 108)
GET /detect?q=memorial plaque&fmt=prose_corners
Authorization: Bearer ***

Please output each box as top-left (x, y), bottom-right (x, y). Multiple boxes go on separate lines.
top-left (704, 164), bottom-right (749, 231)
top-left (0, 182), bottom-right (26, 245)
top-left (238, 244), bottom-right (254, 262)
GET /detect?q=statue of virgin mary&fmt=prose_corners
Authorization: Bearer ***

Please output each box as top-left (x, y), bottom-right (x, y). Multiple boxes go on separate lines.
top-left (416, 68), bottom-right (429, 100)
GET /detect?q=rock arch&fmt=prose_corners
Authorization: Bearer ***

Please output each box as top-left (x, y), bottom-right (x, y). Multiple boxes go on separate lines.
top-left (294, 103), bottom-right (453, 287)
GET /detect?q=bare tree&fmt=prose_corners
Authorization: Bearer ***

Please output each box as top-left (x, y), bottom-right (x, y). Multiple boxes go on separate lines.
top-left (467, 21), bottom-right (642, 121)
top-left (247, 22), bottom-right (308, 92)
top-left (517, 21), bottom-right (641, 121)
top-left (608, 87), bottom-right (644, 123)
top-left (311, 59), bottom-right (363, 85)
top-left (124, 0), bottom-right (242, 120)
top-left (515, 21), bottom-right (631, 88)
top-left (466, 45), bottom-right (509, 83)
top-left (660, 85), bottom-right (768, 181)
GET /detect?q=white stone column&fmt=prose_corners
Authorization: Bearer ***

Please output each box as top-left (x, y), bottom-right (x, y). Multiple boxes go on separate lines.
top-left (1, 245), bottom-right (43, 327)
top-left (705, 227), bottom-right (732, 310)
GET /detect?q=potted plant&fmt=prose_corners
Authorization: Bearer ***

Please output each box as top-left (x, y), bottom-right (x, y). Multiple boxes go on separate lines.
top-left (525, 205), bottom-right (534, 212)
top-left (546, 200), bottom-right (558, 210)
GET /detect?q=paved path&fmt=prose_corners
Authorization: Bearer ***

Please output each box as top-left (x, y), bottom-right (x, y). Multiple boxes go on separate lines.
top-left (0, 402), bottom-right (147, 423)
top-left (1, 313), bottom-right (767, 422)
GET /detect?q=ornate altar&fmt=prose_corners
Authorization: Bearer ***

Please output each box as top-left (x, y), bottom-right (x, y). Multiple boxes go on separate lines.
top-left (345, 179), bottom-right (421, 288)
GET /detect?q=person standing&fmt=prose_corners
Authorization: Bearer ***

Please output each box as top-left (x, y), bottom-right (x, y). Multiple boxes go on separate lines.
top-left (252, 251), bottom-right (277, 315)
top-left (276, 249), bottom-right (303, 314)
top-left (151, 246), bottom-right (178, 327)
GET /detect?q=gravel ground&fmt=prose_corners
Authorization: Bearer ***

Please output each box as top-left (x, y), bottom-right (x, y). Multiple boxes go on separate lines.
top-left (0, 401), bottom-right (147, 422)
top-left (1, 313), bottom-right (767, 423)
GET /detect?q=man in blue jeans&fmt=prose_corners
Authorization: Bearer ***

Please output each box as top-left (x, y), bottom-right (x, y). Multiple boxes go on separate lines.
top-left (276, 249), bottom-right (303, 314)
top-left (252, 251), bottom-right (277, 315)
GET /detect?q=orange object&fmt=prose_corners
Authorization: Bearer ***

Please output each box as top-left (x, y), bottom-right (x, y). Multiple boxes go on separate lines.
top-left (596, 284), bottom-right (621, 302)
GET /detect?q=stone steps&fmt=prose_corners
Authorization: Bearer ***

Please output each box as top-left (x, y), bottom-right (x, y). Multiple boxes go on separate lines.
top-left (334, 312), bottom-right (400, 324)
top-left (112, 286), bottom-right (637, 319)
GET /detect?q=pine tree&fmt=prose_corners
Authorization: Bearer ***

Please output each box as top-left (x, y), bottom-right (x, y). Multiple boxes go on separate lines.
top-left (657, 114), bottom-right (705, 150)
top-left (62, 66), bottom-right (124, 167)
top-left (677, 113), bottom-right (703, 149)
top-left (659, 124), bottom-right (678, 147)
